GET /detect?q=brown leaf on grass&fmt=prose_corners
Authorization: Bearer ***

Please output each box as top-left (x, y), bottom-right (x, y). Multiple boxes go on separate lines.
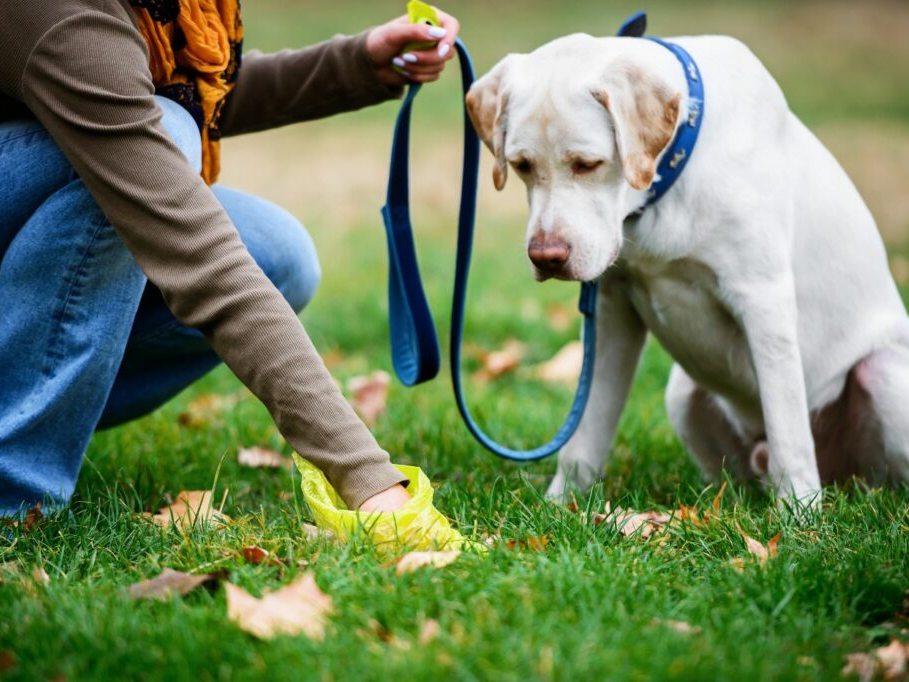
top-left (128, 568), bottom-right (221, 601)
top-left (178, 391), bottom-right (244, 428)
top-left (31, 566), bottom-right (49, 586)
top-left (711, 481), bottom-right (728, 515)
top-left (237, 446), bottom-right (292, 470)
top-left (347, 370), bottom-right (391, 426)
top-left (418, 619), bottom-right (440, 645)
top-left (395, 550), bottom-right (461, 575)
top-left (225, 573), bottom-right (334, 640)
top-left (505, 535), bottom-right (549, 552)
top-left (612, 505), bottom-right (672, 539)
top-left (151, 490), bottom-right (230, 531)
top-left (842, 640), bottom-right (909, 681)
top-left (241, 546), bottom-right (285, 567)
top-left (0, 650), bottom-right (16, 674)
top-left (0, 504), bottom-right (44, 534)
top-left (534, 341), bottom-right (584, 384)
top-left (653, 618), bottom-right (702, 635)
top-left (736, 525), bottom-right (781, 563)
top-left (546, 302), bottom-right (574, 331)
top-left (473, 340), bottom-right (525, 382)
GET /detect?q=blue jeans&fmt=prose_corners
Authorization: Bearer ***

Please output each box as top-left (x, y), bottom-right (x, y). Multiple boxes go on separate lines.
top-left (0, 97), bottom-right (321, 516)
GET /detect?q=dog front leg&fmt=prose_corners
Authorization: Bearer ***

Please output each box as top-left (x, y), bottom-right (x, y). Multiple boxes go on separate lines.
top-left (546, 276), bottom-right (646, 500)
top-left (729, 275), bottom-right (822, 508)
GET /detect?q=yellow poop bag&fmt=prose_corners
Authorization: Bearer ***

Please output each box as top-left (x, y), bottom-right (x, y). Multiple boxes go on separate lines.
top-left (293, 455), bottom-right (476, 553)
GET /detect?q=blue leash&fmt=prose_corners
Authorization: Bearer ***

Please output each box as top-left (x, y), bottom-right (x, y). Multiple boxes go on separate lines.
top-left (380, 12), bottom-right (703, 460)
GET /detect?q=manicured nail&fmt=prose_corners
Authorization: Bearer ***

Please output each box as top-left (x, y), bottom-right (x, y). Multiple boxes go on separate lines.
top-left (427, 26), bottom-right (447, 38)
top-left (393, 57), bottom-right (406, 68)
top-left (401, 69), bottom-right (412, 79)
top-left (437, 42), bottom-right (450, 58)
top-left (402, 52), bottom-right (418, 63)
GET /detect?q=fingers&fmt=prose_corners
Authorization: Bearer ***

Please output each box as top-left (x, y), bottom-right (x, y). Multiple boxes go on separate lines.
top-left (433, 8), bottom-right (461, 59)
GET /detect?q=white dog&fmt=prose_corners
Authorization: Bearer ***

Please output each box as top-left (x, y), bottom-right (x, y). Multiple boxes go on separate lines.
top-left (466, 32), bottom-right (909, 505)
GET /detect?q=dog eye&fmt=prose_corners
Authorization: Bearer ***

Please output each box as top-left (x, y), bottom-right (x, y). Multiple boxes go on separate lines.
top-left (512, 159), bottom-right (533, 174)
top-left (571, 159), bottom-right (604, 175)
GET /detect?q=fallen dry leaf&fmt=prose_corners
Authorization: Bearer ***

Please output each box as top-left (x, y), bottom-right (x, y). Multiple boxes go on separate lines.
top-left (178, 391), bottom-right (244, 428)
top-left (347, 370), bottom-right (391, 426)
top-left (31, 566), bottom-right (49, 586)
top-left (225, 573), bottom-right (334, 640)
top-left (736, 525), bottom-right (782, 564)
top-left (711, 481), bottom-right (728, 515)
top-left (128, 568), bottom-right (220, 601)
top-left (241, 546), bottom-right (276, 566)
top-left (546, 302), bottom-right (574, 331)
top-left (395, 550), bottom-right (461, 576)
top-left (419, 619), bottom-right (440, 645)
top-left (0, 504), bottom-right (44, 534)
top-left (237, 446), bottom-right (292, 469)
top-left (842, 639), bottom-right (909, 681)
top-left (473, 340), bottom-right (524, 382)
top-left (152, 490), bottom-right (230, 531)
top-left (505, 535), bottom-right (550, 552)
top-left (653, 619), bottom-right (702, 636)
top-left (535, 341), bottom-right (584, 384)
top-left (612, 506), bottom-right (672, 539)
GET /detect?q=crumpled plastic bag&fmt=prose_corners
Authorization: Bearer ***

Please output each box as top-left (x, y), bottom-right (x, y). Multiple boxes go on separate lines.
top-left (293, 455), bottom-right (479, 553)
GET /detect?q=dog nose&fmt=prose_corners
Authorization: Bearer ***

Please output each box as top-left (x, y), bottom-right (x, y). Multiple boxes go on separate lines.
top-left (528, 238), bottom-right (570, 272)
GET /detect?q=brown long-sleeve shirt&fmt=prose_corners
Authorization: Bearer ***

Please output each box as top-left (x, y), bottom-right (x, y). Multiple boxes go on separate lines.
top-left (0, 0), bottom-right (408, 509)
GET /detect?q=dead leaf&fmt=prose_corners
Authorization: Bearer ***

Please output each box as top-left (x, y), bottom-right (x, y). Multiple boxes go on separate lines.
top-left (473, 340), bottom-right (524, 382)
top-left (546, 302), bottom-right (574, 331)
top-left (237, 446), bottom-right (292, 469)
top-left (711, 481), bottom-right (728, 515)
top-left (653, 618), bottom-right (702, 635)
top-left (613, 507), bottom-right (672, 539)
top-left (0, 504), bottom-right (44, 534)
top-left (128, 568), bottom-right (220, 601)
top-left (347, 370), bottom-right (391, 426)
top-left (505, 535), bottom-right (549, 552)
top-left (419, 619), bottom-right (440, 645)
top-left (241, 547), bottom-right (276, 566)
top-left (737, 525), bottom-right (781, 563)
top-left (31, 566), bottom-right (49, 586)
top-left (395, 550), bottom-right (461, 575)
top-left (535, 341), bottom-right (584, 384)
top-left (728, 557), bottom-right (746, 573)
top-left (178, 391), bottom-right (244, 428)
top-left (0, 650), bottom-right (16, 674)
top-left (876, 640), bottom-right (908, 680)
top-left (225, 573), bottom-right (334, 640)
top-left (152, 490), bottom-right (230, 531)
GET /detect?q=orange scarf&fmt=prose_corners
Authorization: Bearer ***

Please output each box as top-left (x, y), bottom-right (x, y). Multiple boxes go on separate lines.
top-left (132, 0), bottom-right (243, 184)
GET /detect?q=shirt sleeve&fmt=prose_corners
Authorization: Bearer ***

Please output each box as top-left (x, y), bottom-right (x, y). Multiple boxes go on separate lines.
top-left (20, 11), bottom-right (407, 509)
top-left (217, 31), bottom-right (404, 137)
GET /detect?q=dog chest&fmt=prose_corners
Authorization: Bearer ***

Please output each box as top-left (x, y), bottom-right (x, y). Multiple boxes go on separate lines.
top-left (621, 258), bottom-right (758, 400)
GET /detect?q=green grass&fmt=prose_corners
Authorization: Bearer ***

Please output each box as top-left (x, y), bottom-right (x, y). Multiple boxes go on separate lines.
top-left (2, 1), bottom-right (909, 680)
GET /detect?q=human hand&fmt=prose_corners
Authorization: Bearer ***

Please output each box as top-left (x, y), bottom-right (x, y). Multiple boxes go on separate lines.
top-left (365, 8), bottom-right (461, 86)
top-left (358, 483), bottom-right (412, 512)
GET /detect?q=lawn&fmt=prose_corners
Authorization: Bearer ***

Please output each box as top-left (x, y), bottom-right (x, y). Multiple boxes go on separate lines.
top-left (2, 1), bottom-right (908, 680)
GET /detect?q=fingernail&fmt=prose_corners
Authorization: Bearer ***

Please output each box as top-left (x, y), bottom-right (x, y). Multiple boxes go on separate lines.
top-left (437, 42), bottom-right (450, 58)
top-left (427, 26), bottom-right (447, 38)
top-left (393, 57), bottom-right (406, 68)
top-left (402, 52), bottom-right (418, 63)
top-left (401, 69), bottom-right (412, 79)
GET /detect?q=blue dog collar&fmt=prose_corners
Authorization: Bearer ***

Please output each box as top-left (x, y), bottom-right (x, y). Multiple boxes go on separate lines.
top-left (617, 12), bottom-right (704, 209)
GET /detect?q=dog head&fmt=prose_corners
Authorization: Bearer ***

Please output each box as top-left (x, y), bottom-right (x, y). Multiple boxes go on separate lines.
top-left (466, 34), bottom-right (682, 281)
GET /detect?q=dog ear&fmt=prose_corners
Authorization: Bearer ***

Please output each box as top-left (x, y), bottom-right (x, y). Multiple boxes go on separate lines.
top-left (466, 56), bottom-right (515, 191)
top-left (591, 64), bottom-right (681, 191)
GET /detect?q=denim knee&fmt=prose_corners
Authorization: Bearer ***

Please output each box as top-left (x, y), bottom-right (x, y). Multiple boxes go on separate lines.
top-left (154, 96), bottom-right (202, 174)
top-left (211, 185), bottom-right (322, 313)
